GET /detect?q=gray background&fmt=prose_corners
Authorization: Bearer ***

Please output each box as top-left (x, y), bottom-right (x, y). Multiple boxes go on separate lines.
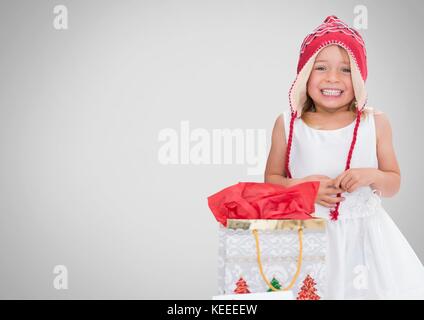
top-left (0, 0), bottom-right (423, 299)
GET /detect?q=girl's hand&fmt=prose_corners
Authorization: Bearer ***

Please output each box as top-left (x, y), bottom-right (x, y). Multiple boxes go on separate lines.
top-left (332, 168), bottom-right (376, 193)
top-left (302, 175), bottom-right (345, 208)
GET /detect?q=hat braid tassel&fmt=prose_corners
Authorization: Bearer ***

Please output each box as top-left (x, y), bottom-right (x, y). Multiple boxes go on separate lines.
top-left (329, 109), bottom-right (362, 221)
top-left (285, 110), bottom-right (297, 179)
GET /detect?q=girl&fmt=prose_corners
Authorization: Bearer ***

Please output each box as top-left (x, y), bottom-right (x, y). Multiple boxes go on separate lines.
top-left (265, 15), bottom-right (424, 299)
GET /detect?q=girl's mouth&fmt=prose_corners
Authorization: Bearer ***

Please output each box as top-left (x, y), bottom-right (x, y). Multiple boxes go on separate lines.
top-left (321, 89), bottom-right (343, 97)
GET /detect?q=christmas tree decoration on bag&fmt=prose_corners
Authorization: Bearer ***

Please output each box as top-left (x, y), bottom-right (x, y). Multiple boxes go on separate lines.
top-left (208, 181), bottom-right (327, 300)
top-left (233, 277), bottom-right (251, 294)
top-left (296, 274), bottom-right (321, 300)
top-left (267, 277), bottom-right (282, 292)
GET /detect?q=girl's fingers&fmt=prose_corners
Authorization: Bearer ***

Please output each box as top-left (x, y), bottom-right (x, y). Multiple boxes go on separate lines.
top-left (318, 198), bottom-right (345, 208)
top-left (317, 200), bottom-right (333, 208)
top-left (346, 182), bottom-right (360, 193)
top-left (316, 175), bottom-right (331, 179)
top-left (326, 185), bottom-right (344, 194)
top-left (333, 174), bottom-right (345, 188)
top-left (341, 176), bottom-right (354, 191)
top-left (323, 195), bottom-right (345, 204)
top-left (318, 199), bottom-right (342, 208)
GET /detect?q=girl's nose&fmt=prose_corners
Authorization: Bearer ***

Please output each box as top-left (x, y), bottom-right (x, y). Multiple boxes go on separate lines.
top-left (326, 70), bottom-right (340, 82)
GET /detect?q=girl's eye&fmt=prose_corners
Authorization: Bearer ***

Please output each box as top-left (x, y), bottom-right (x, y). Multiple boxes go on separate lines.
top-left (314, 66), bottom-right (351, 73)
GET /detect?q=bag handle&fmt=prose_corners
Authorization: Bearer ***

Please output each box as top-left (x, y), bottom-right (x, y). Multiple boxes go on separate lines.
top-left (252, 227), bottom-right (303, 291)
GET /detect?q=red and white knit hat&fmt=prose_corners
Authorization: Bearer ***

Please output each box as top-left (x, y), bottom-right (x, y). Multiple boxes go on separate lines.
top-left (285, 15), bottom-right (368, 221)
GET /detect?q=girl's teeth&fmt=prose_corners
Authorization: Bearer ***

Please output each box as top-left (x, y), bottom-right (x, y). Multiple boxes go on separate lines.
top-left (321, 89), bottom-right (342, 96)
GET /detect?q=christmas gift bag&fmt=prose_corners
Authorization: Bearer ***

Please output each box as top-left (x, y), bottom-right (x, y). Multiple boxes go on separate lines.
top-left (217, 218), bottom-right (326, 300)
top-left (208, 181), bottom-right (327, 300)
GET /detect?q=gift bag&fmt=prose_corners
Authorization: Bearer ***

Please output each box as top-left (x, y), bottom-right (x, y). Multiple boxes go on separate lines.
top-left (217, 218), bottom-right (327, 300)
top-left (208, 181), bottom-right (327, 300)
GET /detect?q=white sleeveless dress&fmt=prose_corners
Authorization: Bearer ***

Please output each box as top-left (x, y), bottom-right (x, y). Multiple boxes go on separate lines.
top-left (282, 107), bottom-right (424, 299)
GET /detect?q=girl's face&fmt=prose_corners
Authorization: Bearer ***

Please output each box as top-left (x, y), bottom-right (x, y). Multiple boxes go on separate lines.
top-left (307, 45), bottom-right (355, 112)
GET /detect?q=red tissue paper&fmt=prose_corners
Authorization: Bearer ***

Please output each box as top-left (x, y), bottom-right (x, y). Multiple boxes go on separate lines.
top-left (207, 181), bottom-right (320, 226)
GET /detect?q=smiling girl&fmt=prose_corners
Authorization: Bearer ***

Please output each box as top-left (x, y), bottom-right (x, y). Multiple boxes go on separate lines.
top-left (265, 15), bottom-right (424, 299)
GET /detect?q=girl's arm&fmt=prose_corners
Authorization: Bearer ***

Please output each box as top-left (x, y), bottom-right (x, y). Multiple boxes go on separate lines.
top-left (370, 110), bottom-right (401, 197)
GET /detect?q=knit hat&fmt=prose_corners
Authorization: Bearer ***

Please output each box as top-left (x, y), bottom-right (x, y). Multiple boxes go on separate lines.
top-left (289, 15), bottom-right (368, 117)
top-left (284, 15), bottom-right (368, 221)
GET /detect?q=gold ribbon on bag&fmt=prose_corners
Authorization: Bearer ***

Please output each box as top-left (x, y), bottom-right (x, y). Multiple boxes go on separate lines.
top-left (227, 218), bottom-right (326, 292)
